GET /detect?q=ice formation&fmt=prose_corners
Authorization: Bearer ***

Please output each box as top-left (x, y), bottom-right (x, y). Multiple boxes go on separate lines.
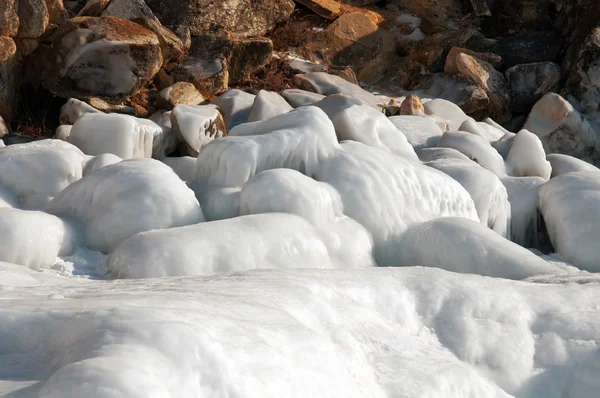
top-left (547, 153), bottom-right (600, 178)
top-left (295, 72), bottom-right (381, 107)
top-left (438, 130), bottom-right (507, 177)
top-left (47, 159), bottom-right (204, 253)
top-left (459, 118), bottom-right (506, 142)
top-left (108, 213), bottom-right (374, 278)
top-left (247, 90), bottom-right (293, 122)
top-left (280, 89), bottom-right (325, 107)
top-left (505, 130), bottom-right (552, 180)
top-left (316, 142), bottom-right (479, 265)
top-left (396, 217), bottom-right (562, 279)
top-left (194, 106), bottom-right (340, 187)
top-left (389, 115), bottom-right (444, 149)
top-left (82, 153), bottom-right (122, 175)
top-left (210, 89), bottom-right (255, 130)
top-left (423, 98), bottom-right (470, 130)
top-left (188, 182), bottom-right (241, 221)
top-left (171, 104), bottom-right (227, 156)
top-left (162, 156), bottom-right (198, 181)
top-left (0, 184), bottom-right (19, 208)
top-left (59, 97), bottom-right (102, 125)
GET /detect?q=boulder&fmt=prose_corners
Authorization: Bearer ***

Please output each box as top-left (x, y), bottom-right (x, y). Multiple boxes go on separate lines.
top-left (444, 47), bottom-right (502, 71)
top-left (491, 31), bottom-right (563, 69)
top-left (0, 114), bottom-right (8, 137)
top-left (295, 0), bottom-right (341, 20)
top-left (45, 0), bottom-right (69, 27)
top-left (17, 0), bottom-right (49, 39)
top-left (0, 0), bottom-right (19, 37)
top-left (565, 27), bottom-right (600, 116)
top-left (171, 105), bottom-right (227, 156)
top-left (505, 62), bottom-right (561, 112)
top-left (43, 16), bottom-right (162, 102)
top-left (145, 0), bottom-right (295, 37)
top-left (156, 82), bottom-right (204, 110)
top-left (0, 37), bottom-right (19, 121)
top-left (77, 0), bottom-right (110, 16)
top-left (399, 95), bottom-right (425, 116)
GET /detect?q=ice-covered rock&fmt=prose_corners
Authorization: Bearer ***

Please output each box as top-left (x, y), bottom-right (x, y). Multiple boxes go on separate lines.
top-left (156, 82), bottom-right (204, 110)
top-left (280, 89), bottom-right (325, 107)
top-left (82, 153), bottom-right (122, 175)
top-left (162, 156), bottom-right (197, 181)
top-left (0, 184), bottom-right (19, 208)
top-left (314, 94), bottom-right (418, 161)
top-left (170, 104), bottom-right (227, 156)
top-left (0, 260), bottom-right (69, 287)
top-left (54, 125), bottom-right (72, 141)
top-left (59, 98), bottom-right (102, 125)
top-left (505, 129), bottom-right (552, 180)
top-left (108, 213), bottom-right (374, 278)
top-left (539, 171), bottom-right (600, 271)
top-left (0, 208), bottom-right (81, 270)
top-left (547, 153), bottom-right (600, 178)
top-left (437, 130), bottom-right (507, 177)
top-left (210, 89), bottom-right (255, 130)
top-left (194, 106), bottom-right (340, 187)
top-left (423, 98), bottom-right (470, 131)
top-left (188, 183), bottom-right (241, 221)
top-left (389, 115), bottom-right (444, 149)
top-left (459, 118), bottom-right (506, 142)
top-left (417, 147), bottom-right (472, 163)
top-left (294, 72), bottom-right (381, 108)
top-left (397, 217), bottom-right (562, 279)
top-left (149, 109), bottom-right (172, 128)
top-left (47, 159), bottom-right (204, 253)
top-left (0, 139), bottom-right (87, 209)
top-left (316, 142), bottom-right (479, 265)
top-left (247, 90), bottom-right (293, 123)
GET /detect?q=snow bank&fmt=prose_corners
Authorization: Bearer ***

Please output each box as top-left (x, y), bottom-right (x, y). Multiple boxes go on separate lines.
top-left (194, 106), bottom-right (340, 187)
top-left (108, 213), bottom-right (374, 278)
top-left (505, 130), bottom-right (552, 180)
top-left (0, 208), bottom-right (81, 270)
top-left (438, 130), bottom-right (507, 177)
top-left (4, 267), bottom-right (600, 397)
top-left (0, 139), bottom-right (87, 209)
top-left (211, 89), bottom-right (255, 130)
top-left (539, 171), bottom-right (600, 271)
top-left (396, 217), bottom-right (561, 279)
top-left (247, 90), bottom-right (293, 122)
top-left (316, 142), bottom-right (479, 265)
top-left (315, 94), bottom-right (418, 160)
top-left (425, 157), bottom-right (511, 237)
top-left (389, 115), bottom-right (444, 149)
top-left (47, 159), bottom-right (204, 253)
top-left (547, 153), bottom-right (600, 178)
top-left (83, 153), bottom-right (122, 175)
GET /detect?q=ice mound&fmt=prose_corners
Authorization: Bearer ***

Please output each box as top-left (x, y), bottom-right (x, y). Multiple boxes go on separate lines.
top-left (108, 213), bottom-right (374, 278)
top-left (316, 142), bottom-right (479, 265)
top-left (425, 157), bottom-right (511, 237)
top-left (505, 130), bottom-right (552, 180)
top-left (416, 146), bottom-right (472, 162)
top-left (0, 260), bottom-right (69, 286)
top-left (59, 97), bottom-right (102, 125)
top-left (247, 90), bottom-right (293, 122)
top-left (194, 106), bottom-right (340, 187)
top-left (315, 94), bottom-right (418, 161)
top-left (438, 130), bottom-right (507, 177)
top-left (0, 184), bottom-right (19, 208)
top-left (188, 182), bottom-right (241, 221)
top-left (211, 89), bottom-right (255, 130)
top-left (294, 72), bottom-right (381, 108)
top-left (162, 156), bottom-right (197, 181)
top-left (67, 113), bottom-right (169, 159)
top-left (5, 268), bottom-right (600, 397)
top-left (459, 118), bottom-right (506, 142)
top-left (389, 115), bottom-right (444, 149)
top-left (397, 217), bottom-right (561, 279)
top-left (170, 104), bottom-right (227, 156)
top-left (423, 98), bottom-right (470, 130)
top-left (83, 153), bottom-right (122, 175)
top-left (539, 171), bottom-right (600, 271)
top-left (47, 159), bottom-right (204, 253)
top-left (0, 208), bottom-right (81, 270)
top-left (280, 89), bottom-right (325, 107)
top-left (547, 153), bottom-right (600, 178)
top-left (0, 139), bottom-right (87, 209)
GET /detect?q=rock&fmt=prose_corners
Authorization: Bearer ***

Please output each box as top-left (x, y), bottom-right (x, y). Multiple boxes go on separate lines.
top-left (77, 0), bottom-right (110, 16)
top-left (0, 0), bottom-right (19, 37)
top-left (59, 98), bottom-right (103, 125)
top-left (228, 36), bottom-right (273, 81)
top-left (307, 12), bottom-right (394, 82)
top-left (506, 62), bottom-right (561, 113)
top-left (172, 57), bottom-right (229, 97)
top-left (170, 105), bottom-right (227, 156)
top-left (394, 0), bottom-right (465, 21)
top-left (295, 0), bottom-right (341, 20)
top-left (565, 27), bottom-right (600, 116)
top-left (167, 25), bottom-right (191, 51)
top-left (247, 90), bottom-right (293, 123)
top-left (15, 38), bottom-right (39, 58)
top-left (156, 82), bottom-right (204, 110)
top-left (444, 47), bottom-right (502, 72)
top-left (0, 37), bottom-right (19, 121)
top-left (17, 0), bottom-right (49, 39)
top-left (280, 89), bottom-right (325, 108)
top-left (491, 31), bottom-right (563, 69)
top-left (45, 0), bottom-right (68, 26)
top-left (469, 0), bottom-right (491, 16)
top-left (210, 89), bottom-right (255, 130)
top-left (292, 72), bottom-right (380, 108)
top-left (145, 0), bottom-right (295, 37)
top-left (337, 0), bottom-right (378, 5)
top-left (399, 95), bottom-right (425, 116)
top-left (87, 97), bottom-right (138, 115)
top-left (43, 16), bottom-right (162, 102)
top-left (0, 114), bottom-right (8, 137)
top-left (445, 51), bottom-right (511, 122)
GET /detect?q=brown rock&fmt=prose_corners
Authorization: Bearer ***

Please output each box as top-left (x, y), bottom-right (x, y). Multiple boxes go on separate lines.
top-left (43, 17), bottom-right (163, 101)
top-left (171, 58), bottom-right (229, 97)
top-left (145, 0), bottom-right (295, 37)
top-left (17, 0), bottom-right (50, 39)
top-left (228, 37), bottom-right (273, 81)
top-left (0, 37), bottom-right (19, 121)
top-left (0, 114), bottom-right (8, 137)
top-left (565, 27), bottom-right (600, 116)
top-left (77, 0), bottom-right (110, 16)
top-left (156, 82), bottom-right (204, 110)
top-left (444, 47), bottom-right (502, 72)
top-left (45, 0), bottom-right (68, 26)
top-left (400, 95), bottom-right (425, 116)
top-left (295, 0), bottom-right (341, 20)
top-left (326, 66), bottom-right (359, 85)
top-left (469, 0), bottom-right (491, 17)
top-left (87, 97), bottom-right (138, 115)
top-left (0, 0), bottom-right (19, 37)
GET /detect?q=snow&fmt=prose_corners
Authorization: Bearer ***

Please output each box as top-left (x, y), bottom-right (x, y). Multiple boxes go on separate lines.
top-left (315, 94), bottom-right (418, 161)
top-left (423, 99), bottom-right (470, 130)
top-left (0, 184), bottom-right (19, 208)
top-left (188, 182), bottom-right (241, 221)
top-left (438, 130), bottom-right (507, 177)
top-left (0, 208), bottom-right (81, 270)
top-left (107, 213), bottom-right (374, 278)
top-left (389, 115), bottom-right (444, 149)
top-left (280, 89), bottom-right (325, 107)
top-left (194, 106), bottom-right (340, 187)
top-left (539, 171), bottom-right (600, 271)
top-left (315, 142), bottom-right (479, 265)
top-left (170, 104), bottom-right (226, 156)
top-left (83, 153), bottom-right (122, 175)
top-left (211, 89), bottom-right (255, 130)
top-left (47, 159), bottom-right (204, 253)
top-left (0, 139), bottom-right (87, 209)
top-left (547, 153), bottom-right (600, 178)
top-left (247, 90), bottom-right (293, 123)
top-left (505, 130), bottom-right (552, 180)
top-left (396, 217), bottom-right (563, 279)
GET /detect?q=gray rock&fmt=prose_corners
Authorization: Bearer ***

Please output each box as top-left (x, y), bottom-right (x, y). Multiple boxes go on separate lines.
top-left (506, 62), bottom-right (561, 113)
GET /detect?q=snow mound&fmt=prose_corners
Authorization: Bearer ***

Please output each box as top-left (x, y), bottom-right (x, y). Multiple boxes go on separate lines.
top-left (396, 217), bottom-right (561, 279)
top-left (438, 130), bottom-right (507, 177)
top-left (0, 184), bottom-right (19, 208)
top-left (417, 146), bottom-right (472, 162)
top-left (423, 98), bottom-right (470, 130)
top-left (459, 118), bottom-right (506, 142)
top-left (0, 208), bottom-right (81, 270)
top-left (539, 171), bottom-right (600, 271)
top-left (505, 130), bottom-right (552, 180)
top-left (239, 169), bottom-right (342, 225)
top-left (108, 213), bottom-right (374, 278)
top-left (67, 113), bottom-right (168, 159)
top-left (316, 142), bottom-right (479, 265)
top-left (295, 72), bottom-right (381, 108)
top-left (315, 94), bottom-right (418, 160)
top-left (170, 104), bottom-right (226, 156)
top-left (547, 153), bottom-right (600, 178)
top-left (0, 139), bottom-right (87, 209)
top-left (162, 156), bottom-right (197, 181)
top-left (194, 106), bottom-right (340, 187)
top-left (0, 260), bottom-right (69, 286)
top-left (425, 157), bottom-right (511, 237)
top-left (83, 153), bottom-right (122, 175)
top-left (188, 182), bottom-right (241, 221)
top-left (47, 159), bottom-right (204, 253)
top-left (211, 89), bottom-right (255, 130)
top-left (280, 89), bottom-right (325, 107)
top-left (247, 90), bottom-right (293, 122)
top-left (389, 115), bottom-right (444, 149)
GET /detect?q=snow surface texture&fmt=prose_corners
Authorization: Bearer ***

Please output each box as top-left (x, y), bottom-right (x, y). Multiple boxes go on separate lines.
top-left (247, 90), bottom-right (293, 123)
top-left (396, 217), bottom-right (562, 279)
top-left (4, 268), bottom-right (600, 398)
top-left (316, 142), bottom-right (479, 265)
top-left (0, 140), bottom-right (87, 209)
top-left (211, 89), bottom-right (255, 130)
top-left (539, 171), bottom-right (600, 271)
top-left (195, 106), bottom-right (340, 187)
top-left (47, 159), bottom-right (204, 253)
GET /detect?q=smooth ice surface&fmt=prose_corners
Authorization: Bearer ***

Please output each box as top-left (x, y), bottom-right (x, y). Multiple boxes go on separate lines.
top-left (195, 106), bottom-right (340, 187)
top-left (188, 182), bottom-right (241, 221)
top-left (59, 98), bottom-right (102, 125)
top-left (0, 184), bottom-right (19, 208)
top-left (505, 130), bottom-right (552, 180)
top-left (47, 159), bottom-right (204, 253)
top-left (502, 176), bottom-right (547, 249)
top-left (459, 118), bottom-right (506, 142)
top-left (171, 104), bottom-right (225, 155)
top-left (424, 99), bottom-right (470, 130)
top-left (280, 89), bottom-right (325, 107)
top-left (83, 153), bottom-right (122, 175)
top-left (211, 89), bottom-right (255, 130)
top-left (297, 72), bottom-right (381, 108)
top-left (315, 94), bottom-right (418, 160)
top-left (0, 140), bottom-right (87, 209)
top-left (425, 157), bottom-right (511, 237)
top-left (438, 130), bottom-right (507, 177)
top-left (389, 115), bottom-right (444, 149)
top-left (316, 142), bottom-right (479, 265)
top-left (162, 156), bottom-right (198, 181)
top-left (108, 213), bottom-right (374, 278)
top-left (0, 208), bottom-right (81, 270)
top-left (396, 217), bottom-right (562, 279)
top-left (547, 154), bottom-right (600, 178)
top-left (539, 171), bottom-right (600, 271)
top-left (247, 90), bottom-right (293, 123)
top-left (67, 113), bottom-right (166, 159)
top-left (4, 267), bottom-right (600, 398)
